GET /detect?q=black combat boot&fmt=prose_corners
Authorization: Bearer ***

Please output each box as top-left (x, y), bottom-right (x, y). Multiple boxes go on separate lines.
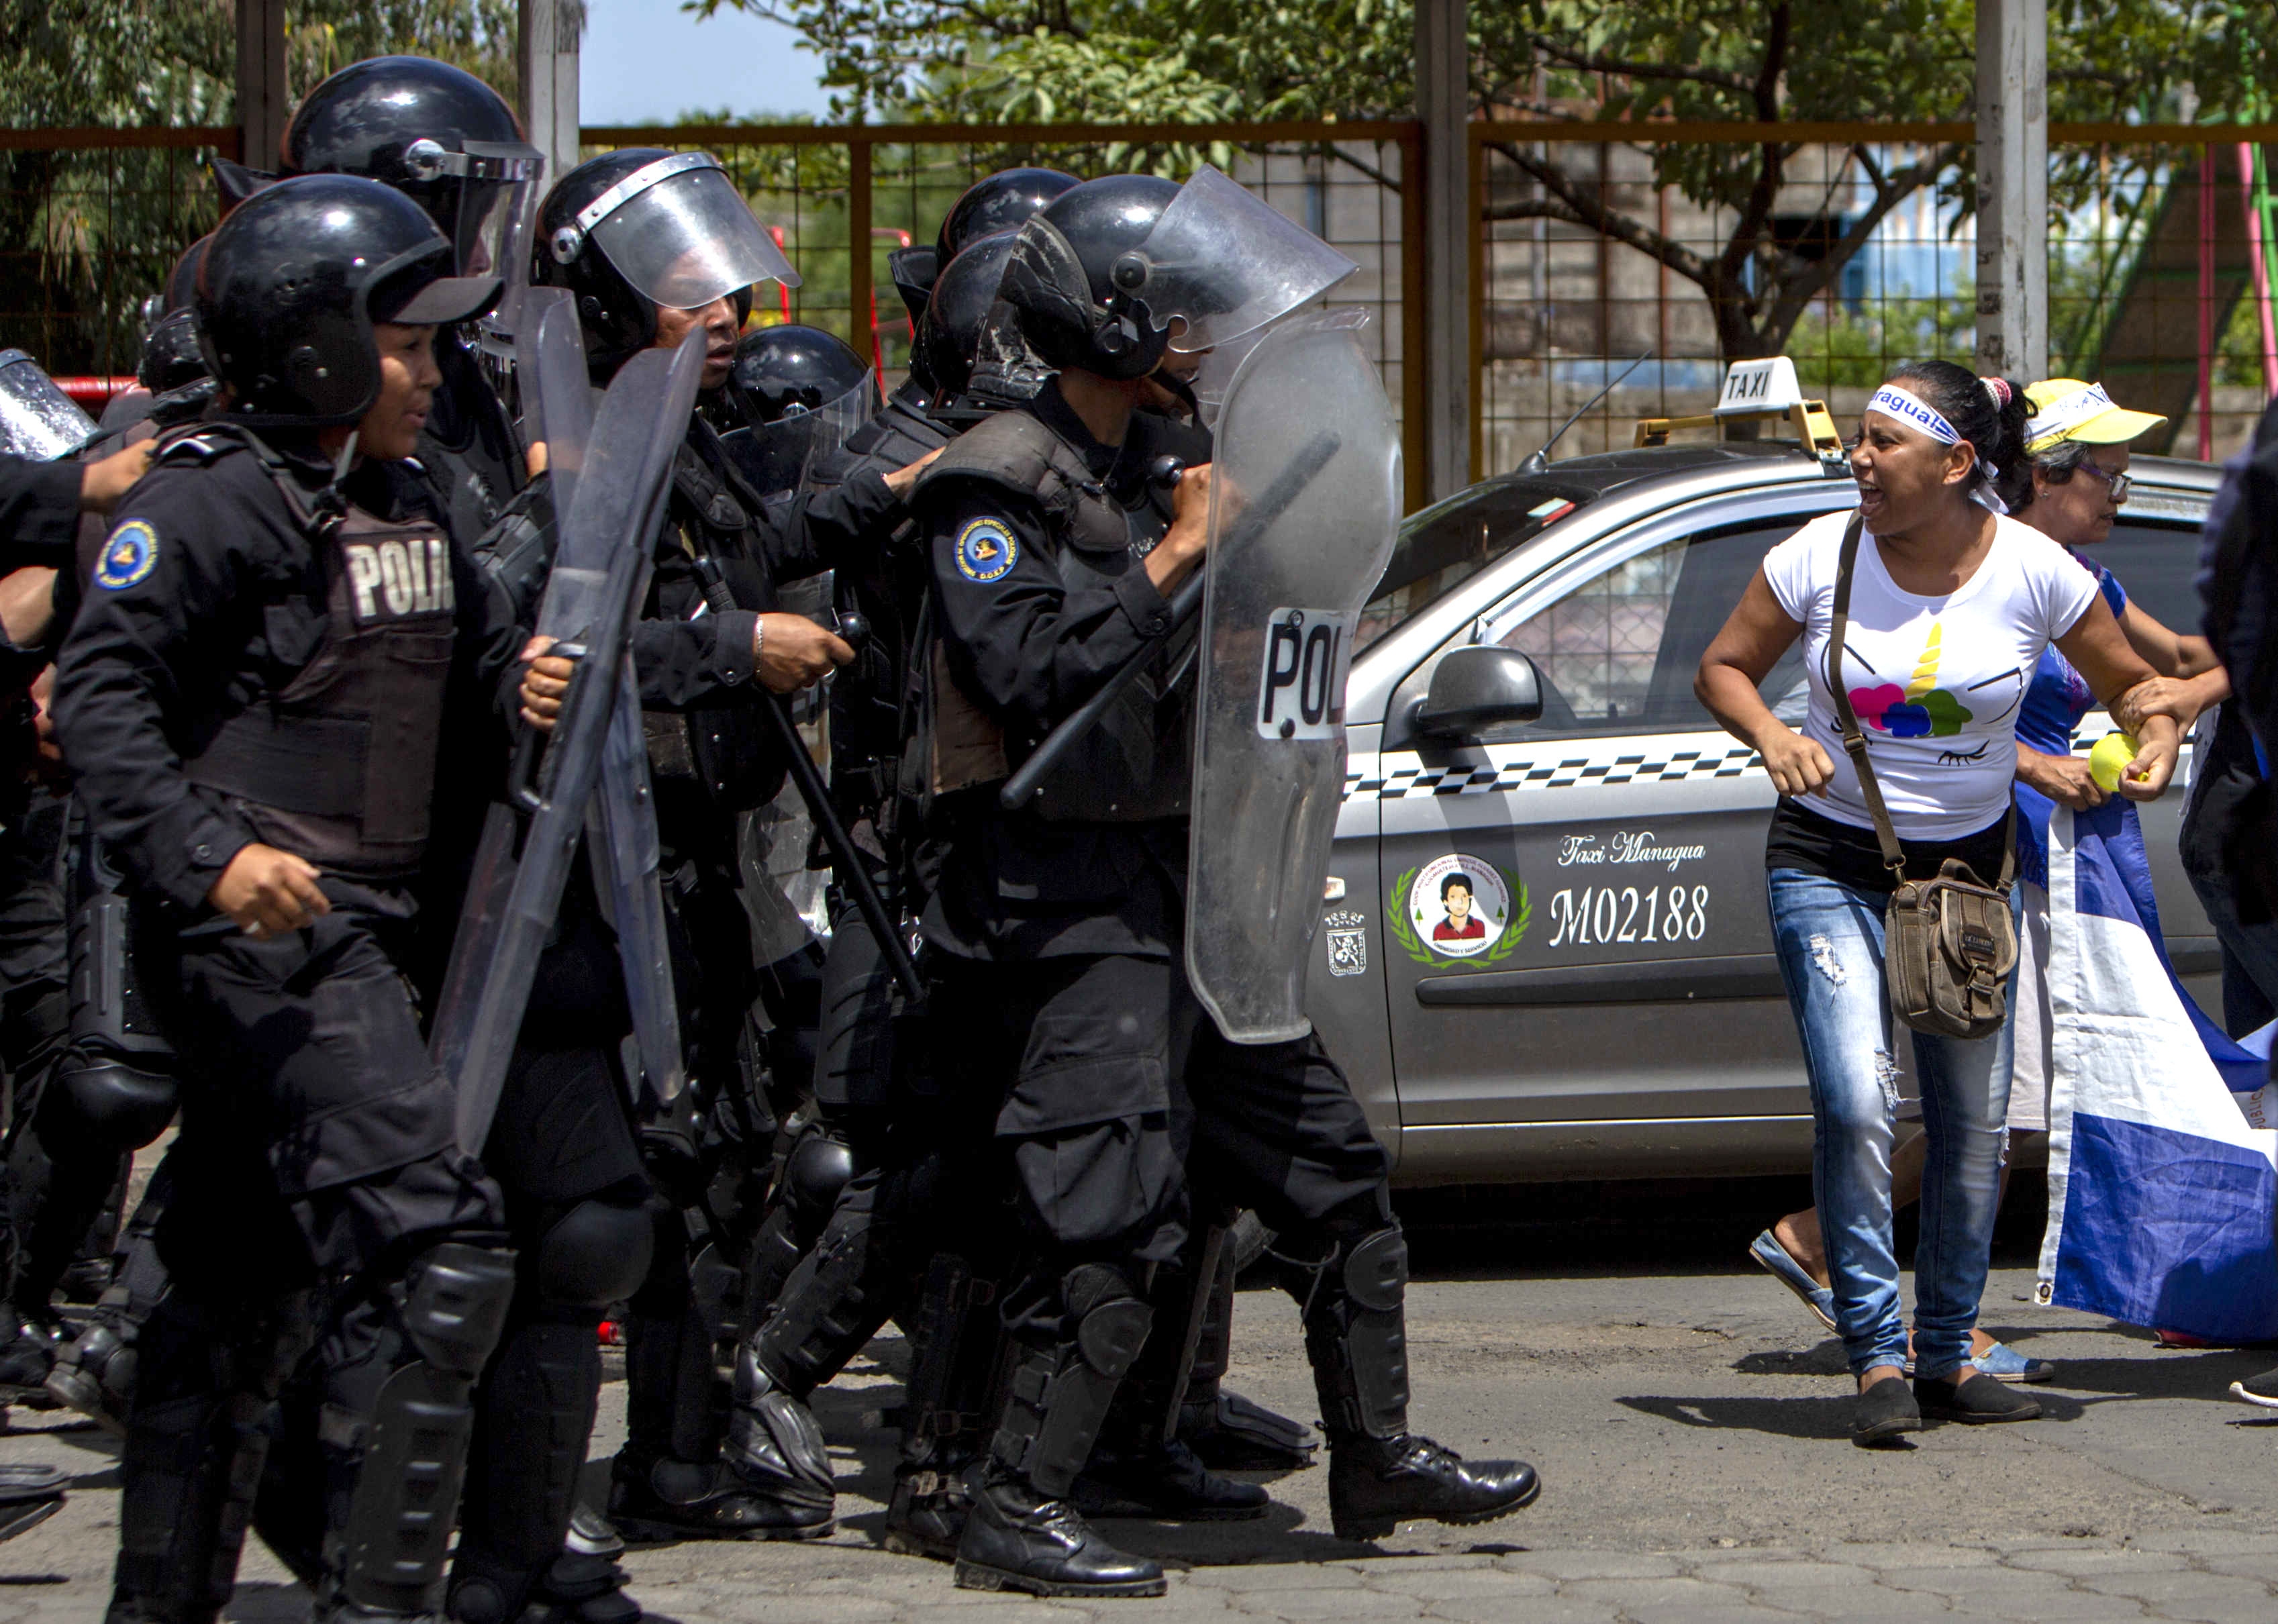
top-left (611, 1288), bottom-right (829, 1542)
top-left (1177, 1237), bottom-right (1316, 1470)
top-left (951, 1271), bottom-right (1164, 1598)
top-left (881, 1252), bottom-right (1001, 1562)
top-left (1073, 1254), bottom-right (1266, 1521)
top-left (1303, 1225), bottom-right (1540, 1542)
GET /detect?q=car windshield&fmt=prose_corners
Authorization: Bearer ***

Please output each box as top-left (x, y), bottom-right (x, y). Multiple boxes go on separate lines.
top-left (1356, 476), bottom-right (1605, 655)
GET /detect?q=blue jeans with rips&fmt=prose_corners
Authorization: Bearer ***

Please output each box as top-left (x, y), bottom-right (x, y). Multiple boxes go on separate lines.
top-left (1766, 868), bottom-right (2017, 1380)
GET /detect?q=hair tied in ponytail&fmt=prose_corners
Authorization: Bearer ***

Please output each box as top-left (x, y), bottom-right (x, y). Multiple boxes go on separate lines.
top-left (1981, 376), bottom-right (2012, 408)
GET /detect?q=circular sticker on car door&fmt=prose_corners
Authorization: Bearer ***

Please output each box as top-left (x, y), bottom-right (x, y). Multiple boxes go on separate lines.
top-left (1389, 853), bottom-right (1529, 968)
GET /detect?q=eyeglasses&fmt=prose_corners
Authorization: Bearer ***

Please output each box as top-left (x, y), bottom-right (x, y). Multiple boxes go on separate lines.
top-left (2073, 460), bottom-right (2131, 503)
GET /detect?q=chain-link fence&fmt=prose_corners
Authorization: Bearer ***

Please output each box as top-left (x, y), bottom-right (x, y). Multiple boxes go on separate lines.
top-left (1474, 122), bottom-right (2278, 478)
top-left (581, 121), bottom-right (1424, 503)
top-left (9, 114), bottom-right (2278, 491)
top-left (0, 127), bottom-right (238, 380)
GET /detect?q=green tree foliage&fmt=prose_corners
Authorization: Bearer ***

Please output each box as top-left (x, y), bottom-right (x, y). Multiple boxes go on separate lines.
top-left (1, 0), bottom-right (526, 370)
top-left (699, 0), bottom-right (2273, 364)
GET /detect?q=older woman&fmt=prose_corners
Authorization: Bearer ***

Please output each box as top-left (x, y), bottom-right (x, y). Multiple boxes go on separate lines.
top-left (1697, 360), bottom-right (2177, 1446)
top-left (2008, 380), bottom-right (2231, 1139)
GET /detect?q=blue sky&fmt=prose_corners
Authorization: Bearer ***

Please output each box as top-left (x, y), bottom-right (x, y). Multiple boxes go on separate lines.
top-left (580, 0), bottom-right (836, 124)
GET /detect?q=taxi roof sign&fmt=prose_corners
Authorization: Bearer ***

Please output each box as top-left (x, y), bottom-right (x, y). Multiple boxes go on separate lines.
top-left (1634, 356), bottom-right (1845, 466)
top-left (1714, 356), bottom-right (1803, 417)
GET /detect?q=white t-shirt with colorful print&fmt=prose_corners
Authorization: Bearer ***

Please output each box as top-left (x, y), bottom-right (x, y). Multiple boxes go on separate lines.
top-left (1761, 509), bottom-right (2103, 841)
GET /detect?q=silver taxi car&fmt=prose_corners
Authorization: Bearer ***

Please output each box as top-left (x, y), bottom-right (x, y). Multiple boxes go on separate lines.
top-left (1310, 390), bottom-right (2223, 1188)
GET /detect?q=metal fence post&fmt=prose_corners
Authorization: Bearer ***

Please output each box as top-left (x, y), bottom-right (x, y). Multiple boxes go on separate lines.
top-left (1416, 0), bottom-right (1471, 503)
top-left (1975, 0), bottom-right (2048, 380)
top-left (234, 0), bottom-right (289, 173)
top-left (519, 0), bottom-right (583, 192)
top-left (848, 136), bottom-right (873, 360)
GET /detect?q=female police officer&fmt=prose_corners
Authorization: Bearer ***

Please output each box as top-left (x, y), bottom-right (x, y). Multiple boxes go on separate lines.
top-left (911, 173), bottom-right (1540, 1599)
top-left (52, 174), bottom-right (526, 1624)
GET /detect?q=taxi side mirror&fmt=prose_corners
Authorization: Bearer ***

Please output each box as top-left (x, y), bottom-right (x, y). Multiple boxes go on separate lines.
top-left (1410, 644), bottom-right (1543, 738)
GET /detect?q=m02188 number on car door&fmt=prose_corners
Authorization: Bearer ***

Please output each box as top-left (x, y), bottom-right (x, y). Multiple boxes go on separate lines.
top-left (1546, 884), bottom-right (1710, 948)
top-left (1256, 607), bottom-right (1342, 740)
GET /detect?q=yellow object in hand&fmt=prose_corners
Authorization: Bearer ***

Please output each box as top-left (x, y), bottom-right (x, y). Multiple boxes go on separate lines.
top-left (2089, 730), bottom-right (2140, 793)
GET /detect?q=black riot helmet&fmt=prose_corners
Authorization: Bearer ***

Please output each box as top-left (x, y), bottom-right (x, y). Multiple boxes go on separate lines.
top-left (719, 323), bottom-right (877, 495)
top-left (936, 166), bottom-right (1081, 265)
top-left (138, 307), bottom-right (208, 393)
top-left (195, 174), bottom-right (501, 427)
top-left (535, 148), bottom-right (800, 382)
top-left (282, 56), bottom-right (541, 287)
top-left (912, 227), bottom-right (1020, 402)
top-left (1001, 166), bottom-right (1356, 381)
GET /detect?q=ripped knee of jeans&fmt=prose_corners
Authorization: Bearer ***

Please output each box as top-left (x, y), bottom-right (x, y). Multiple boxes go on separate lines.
top-left (1807, 933), bottom-right (1848, 984)
top-left (1875, 1049), bottom-right (1901, 1113)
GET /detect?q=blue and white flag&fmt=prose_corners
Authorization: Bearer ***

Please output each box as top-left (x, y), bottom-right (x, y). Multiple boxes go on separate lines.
top-left (2038, 801), bottom-right (2278, 1343)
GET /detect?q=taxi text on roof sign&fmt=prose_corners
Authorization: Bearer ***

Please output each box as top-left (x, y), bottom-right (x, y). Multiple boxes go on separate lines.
top-left (1633, 356), bottom-right (1846, 467)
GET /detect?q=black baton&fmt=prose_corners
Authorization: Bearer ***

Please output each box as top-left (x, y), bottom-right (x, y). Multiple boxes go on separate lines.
top-left (691, 557), bottom-right (924, 1001)
top-left (998, 429), bottom-right (1342, 811)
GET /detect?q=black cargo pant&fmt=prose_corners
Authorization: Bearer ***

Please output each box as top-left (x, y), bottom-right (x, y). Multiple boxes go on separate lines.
top-left (117, 883), bottom-right (503, 1618)
top-left (928, 950), bottom-right (1391, 1342)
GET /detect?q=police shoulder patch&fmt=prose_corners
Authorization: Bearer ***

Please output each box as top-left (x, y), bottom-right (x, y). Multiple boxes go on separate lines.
top-left (954, 517), bottom-right (1018, 584)
top-left (93, 520), bottom-right (159, 591)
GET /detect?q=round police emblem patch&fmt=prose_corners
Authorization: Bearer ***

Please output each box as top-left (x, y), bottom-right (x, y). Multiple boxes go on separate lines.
top-left (93, 520), bottom-right (158, 591)
top-left (955, 518), bottom-right (1018, 584)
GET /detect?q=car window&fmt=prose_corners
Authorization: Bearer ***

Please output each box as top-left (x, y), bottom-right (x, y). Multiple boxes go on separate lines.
top-left (1356, 476), bottom-right (1606, 656)
top-left (2073, 518), bottom-right (2209, 640)
top-left (1480, 518), bottom-right (1810, 742)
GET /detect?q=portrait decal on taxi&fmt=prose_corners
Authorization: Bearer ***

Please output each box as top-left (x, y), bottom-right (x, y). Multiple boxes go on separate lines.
top-left (1389, 852), bottom-right (1529, 969)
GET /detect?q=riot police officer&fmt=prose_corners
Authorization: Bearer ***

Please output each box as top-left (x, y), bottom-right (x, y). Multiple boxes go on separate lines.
top-left (51, 174), bottom-right (523, 1624)
top-left (521, 148), bottom-right (929, 1544)
top-left (279, 54), bottom-right (544, 542)
top-left (911, 173), bottom-right (1540, 1598)
top-left (884, 166), bottom-right (1080, 330)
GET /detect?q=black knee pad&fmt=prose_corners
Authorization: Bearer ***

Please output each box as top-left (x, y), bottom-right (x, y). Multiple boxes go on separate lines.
top-left (47, 1055), bottom-right (177, 1153)
top-left (782, 1129), bottom-right (855, 1227)
top-left (534, 1199), bottom-right (655, 1311)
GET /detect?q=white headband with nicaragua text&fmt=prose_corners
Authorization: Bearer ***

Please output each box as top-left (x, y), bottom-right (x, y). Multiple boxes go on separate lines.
top-left (1865, 383), bottom-right (2009, 514)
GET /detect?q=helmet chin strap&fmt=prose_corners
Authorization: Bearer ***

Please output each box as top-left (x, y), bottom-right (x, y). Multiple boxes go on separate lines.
top-left (1155, 366), bottom-right (1201, 423)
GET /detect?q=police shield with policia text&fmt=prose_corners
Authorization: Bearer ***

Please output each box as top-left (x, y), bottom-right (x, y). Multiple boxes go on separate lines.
top-left (912, 168), bottom-right (1540, 1600)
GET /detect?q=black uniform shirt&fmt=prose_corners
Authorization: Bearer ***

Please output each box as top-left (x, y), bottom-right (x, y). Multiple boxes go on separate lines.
top-left (0, 453), bottom-right (81, 570)
top-left (51, 434), bottom-right (526, 911)
top-left (918, 384), bottom-right (1189, 961)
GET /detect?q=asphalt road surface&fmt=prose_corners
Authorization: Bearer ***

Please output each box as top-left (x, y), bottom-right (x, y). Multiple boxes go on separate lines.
top-left (3, 1178), bottom-right (2276, 1622)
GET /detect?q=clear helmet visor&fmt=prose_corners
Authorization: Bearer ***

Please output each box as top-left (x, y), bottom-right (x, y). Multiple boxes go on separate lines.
top-left (1113, 165), bottom-right (1356, 354)
top-left (587, 157), bottom-right (801, 311)
top-left (0, 349), bottom-right (97, 458)
top-left (447, 141), bottom-right (544, 282)
top-left (724, 370), bottom-right (877, 497)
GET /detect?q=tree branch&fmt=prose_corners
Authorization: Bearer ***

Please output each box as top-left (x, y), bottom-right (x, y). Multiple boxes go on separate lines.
top-left (1524, 33), bottom-right (1754, 97)
top-left (1763, 140), bottom-right (1967, 338)
top-left (1488, 141), bottom-right (1713, 287)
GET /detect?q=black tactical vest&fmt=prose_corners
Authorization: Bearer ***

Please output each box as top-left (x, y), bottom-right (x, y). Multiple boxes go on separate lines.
top-left (916, 409), bottom-right (1191, 824)
top-left (170, 429), bottom-right (458, 879)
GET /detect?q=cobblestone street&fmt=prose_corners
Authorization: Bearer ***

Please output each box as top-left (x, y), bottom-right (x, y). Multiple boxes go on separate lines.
top-left (3, 1265), bottom-right (2276, 1623)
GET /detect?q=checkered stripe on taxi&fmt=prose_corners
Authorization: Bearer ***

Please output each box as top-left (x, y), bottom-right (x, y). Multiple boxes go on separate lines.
top-left (1344, 741), bottom-right (1761, 801)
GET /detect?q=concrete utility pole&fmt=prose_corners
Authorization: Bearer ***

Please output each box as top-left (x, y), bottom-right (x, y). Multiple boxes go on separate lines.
top-left (1416, 0), bottom-right (1471, 501)
top-left (519, 0), bottom-right (584, 193)
top-left (234, 0), bottom-right (289, 172)
top-left (1975, 0), bottom-right (2048, 382)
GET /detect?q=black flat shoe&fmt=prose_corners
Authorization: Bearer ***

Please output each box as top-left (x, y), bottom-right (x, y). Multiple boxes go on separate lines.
top-left (1074, 1435), bottom-right (1269, 1521)
top-left (1851, 1376), bottom-right (1922, 1446)
top-left (1914, 1370), bottom-right (2042, 1424)
top-left (951, 1462), bottom-right (1166, 1598)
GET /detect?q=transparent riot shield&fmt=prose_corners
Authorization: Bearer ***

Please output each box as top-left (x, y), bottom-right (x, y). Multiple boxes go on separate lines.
top-left (431, 329), bottom-right (705, 1153)
top-left (1185, 309), bottom-right (1399, 1044)
top-left (0, 350), bottom-right (97, 459)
